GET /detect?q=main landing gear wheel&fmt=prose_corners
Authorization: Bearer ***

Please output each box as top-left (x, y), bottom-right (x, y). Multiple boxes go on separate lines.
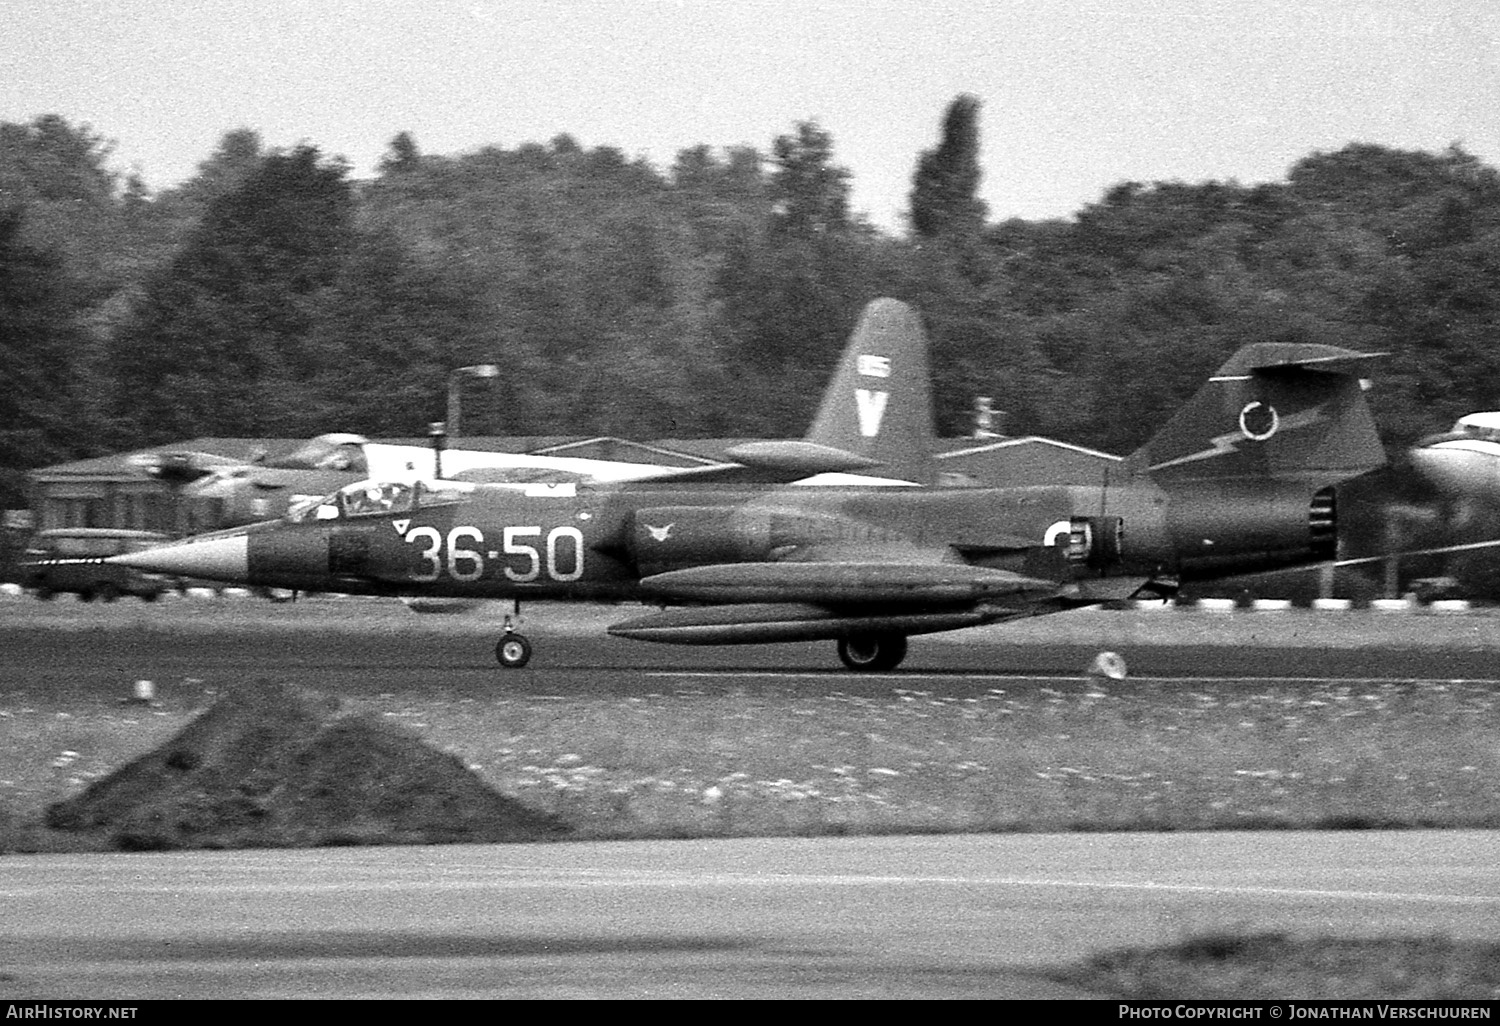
top-left (495, 633), bottom-right (533, 669)
top-left (837, 633), bottom-right (908, 672)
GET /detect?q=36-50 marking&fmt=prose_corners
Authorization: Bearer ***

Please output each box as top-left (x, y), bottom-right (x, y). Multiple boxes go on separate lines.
top-left (406, 525), bottom-right (584, 583)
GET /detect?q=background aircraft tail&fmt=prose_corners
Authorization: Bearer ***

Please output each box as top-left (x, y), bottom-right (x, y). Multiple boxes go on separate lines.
top-left (705, 298), bottom-right (940, 485)
top-left (1129, 343), bottom-right (1386, 486)
top-left (793, 297), bottom-right (938, 484)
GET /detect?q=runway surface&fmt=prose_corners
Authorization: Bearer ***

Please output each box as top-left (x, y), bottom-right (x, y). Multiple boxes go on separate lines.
top-left (5, 600), bottom-right (1500, 999)
top-left (6, 599), bottom-right (1500, 697)
top-left (4, 831), bottom-right (1498, 999)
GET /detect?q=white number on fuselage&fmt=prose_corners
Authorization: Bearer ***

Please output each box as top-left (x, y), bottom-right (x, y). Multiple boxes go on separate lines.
top-left (405, 525), bottom-right (584, 583)
top-left (407, 526), bottom-right (443, 582)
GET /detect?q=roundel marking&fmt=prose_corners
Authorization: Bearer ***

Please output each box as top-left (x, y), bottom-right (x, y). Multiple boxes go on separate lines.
top-left (1043, 520), bottom-right (1072, 547)
top-left (1239, 401), bottom-right (1279, 442)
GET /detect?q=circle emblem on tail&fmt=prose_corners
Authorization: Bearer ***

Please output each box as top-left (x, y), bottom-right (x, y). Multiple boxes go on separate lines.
top-left (1239, 401), bottom-right (1279, 441)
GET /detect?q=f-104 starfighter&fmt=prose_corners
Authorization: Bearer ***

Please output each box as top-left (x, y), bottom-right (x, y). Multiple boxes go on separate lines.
top-left (113, 300), bottom-right (1386, 672)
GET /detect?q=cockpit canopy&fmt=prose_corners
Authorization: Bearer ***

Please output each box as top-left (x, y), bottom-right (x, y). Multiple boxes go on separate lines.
top-left (288, 478), bottom-right (475, 522)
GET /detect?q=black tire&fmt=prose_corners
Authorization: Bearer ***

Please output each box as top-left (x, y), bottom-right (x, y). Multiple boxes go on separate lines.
top-left (837, 633), bottom-right (908, 672)
top-left (140, 591), bottom-right (161, 603)
top-left (495, 633), bottom-right (533, 669)
top-left (33, 586), bottom-right (54, 601)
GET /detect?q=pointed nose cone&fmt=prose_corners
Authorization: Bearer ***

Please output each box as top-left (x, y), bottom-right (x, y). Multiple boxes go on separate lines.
top-left (109, 535), bottom-right (249, 581)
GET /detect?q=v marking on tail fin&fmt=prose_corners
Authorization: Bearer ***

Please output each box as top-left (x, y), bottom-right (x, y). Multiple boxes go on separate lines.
top-left (855, 388), bottom-right (889, 438)
top-left (803, 298), bottom-right (938, 483)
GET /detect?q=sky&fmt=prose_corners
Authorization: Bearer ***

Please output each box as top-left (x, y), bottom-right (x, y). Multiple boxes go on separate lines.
top-left (5, 0), bottom-right (1499, 230)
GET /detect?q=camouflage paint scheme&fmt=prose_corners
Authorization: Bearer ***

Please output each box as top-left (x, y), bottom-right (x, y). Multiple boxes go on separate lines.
top-left (114, 300), bottom-right (1386, 671)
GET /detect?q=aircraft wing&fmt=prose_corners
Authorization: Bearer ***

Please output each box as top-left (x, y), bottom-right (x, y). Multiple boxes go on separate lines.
top-left (606, 441), bottom-right (897, 487)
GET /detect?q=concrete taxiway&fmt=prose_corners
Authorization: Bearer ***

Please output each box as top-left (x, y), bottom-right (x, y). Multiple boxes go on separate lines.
top-left (2, 831), bottom-right (1496, 999)
top-left (4, 601), bottom-right (1499, 998)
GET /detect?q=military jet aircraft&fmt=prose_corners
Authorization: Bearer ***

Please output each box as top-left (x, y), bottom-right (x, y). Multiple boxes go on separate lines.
top-left (1405, 412), bottom-right (1500, 506)
top-left (134, 299), bottom-right (939, 530)
top-left (175, 297), bottom-right (943, 532)
top-left (112, 300), bottom-right (1386, 672)
top-left (1314, 411), bottom-right (1500, 600)
top-left (132, 431), bottom-right (736, 529)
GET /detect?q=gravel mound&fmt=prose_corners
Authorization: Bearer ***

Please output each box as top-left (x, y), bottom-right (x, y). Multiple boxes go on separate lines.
top-left (46, 681), bottom-right (569, 850)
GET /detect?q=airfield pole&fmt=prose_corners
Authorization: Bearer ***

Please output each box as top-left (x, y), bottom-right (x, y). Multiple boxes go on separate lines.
top-left (429, 422), bottom-right (447, 479)
top-left (1383, 519), bottom-right (1402, 597)
top-left (446, 363), bottom-right (500, 437)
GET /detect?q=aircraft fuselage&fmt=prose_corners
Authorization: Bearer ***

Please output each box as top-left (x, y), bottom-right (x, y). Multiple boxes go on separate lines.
top-left (202, 475), bottom-right (1335, 603)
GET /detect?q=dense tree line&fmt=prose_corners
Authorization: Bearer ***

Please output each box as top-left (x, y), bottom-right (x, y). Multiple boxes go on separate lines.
top-left (4, 99), bottom-right (1500, 508)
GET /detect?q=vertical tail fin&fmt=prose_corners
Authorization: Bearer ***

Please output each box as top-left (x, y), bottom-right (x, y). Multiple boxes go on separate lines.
top-left (719, 298), bottom-right (939, 485)
top-left (1130, 343), bottom-right (1386, 485)
top-left (801, 298), bottom-right (938, 484)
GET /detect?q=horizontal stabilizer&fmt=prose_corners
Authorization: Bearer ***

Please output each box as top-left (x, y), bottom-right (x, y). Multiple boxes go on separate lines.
top-left (723, 440), bottom-right (885, 476)
top-left (1222, 343), bottom-right (1385, 373)
top-left (638, 561), bottom-right (1057, 605)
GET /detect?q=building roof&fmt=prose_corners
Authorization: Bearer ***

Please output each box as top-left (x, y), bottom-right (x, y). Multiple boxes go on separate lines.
top-left (29, 433), bottom-right (1034, 483)
top-left (29, 435), bottom-right (743, 481)
top-left (30, 440), bottom-right (301, 480)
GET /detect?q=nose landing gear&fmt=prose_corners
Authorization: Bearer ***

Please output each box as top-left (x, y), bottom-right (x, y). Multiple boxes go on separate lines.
top-left (494, 602), bottom-right (532, 668)
top-left (496, 633), bottom-right (532, 668)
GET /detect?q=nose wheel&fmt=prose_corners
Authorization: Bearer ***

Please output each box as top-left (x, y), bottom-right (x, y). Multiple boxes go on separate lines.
top-left (494, 602), bottom-right (532, 668)
top-left (495, 632), bottom-right (533, 668)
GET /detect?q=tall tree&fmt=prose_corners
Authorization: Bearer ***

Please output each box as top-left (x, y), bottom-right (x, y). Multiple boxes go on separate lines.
top-left (301, 224), bottom-right (492, 435)
top-left (710, 121), bottom-right (882, 431)
top-left (909, 94), bottom-right (987, 239)
top-left (170, 129), bottom-right (263, 206)
top-left (0, 115), bottom-right (126, 295)
top-left (0, 207), bottom-right (99, 506)
top-left (0, 115), bottom-right (116, 205)
top-left (768, 121), bottom-right (850, 238)
top-left (377, 130), bottom-right (421, 177)
top-left (109, 145), bottom-right (355, 442)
